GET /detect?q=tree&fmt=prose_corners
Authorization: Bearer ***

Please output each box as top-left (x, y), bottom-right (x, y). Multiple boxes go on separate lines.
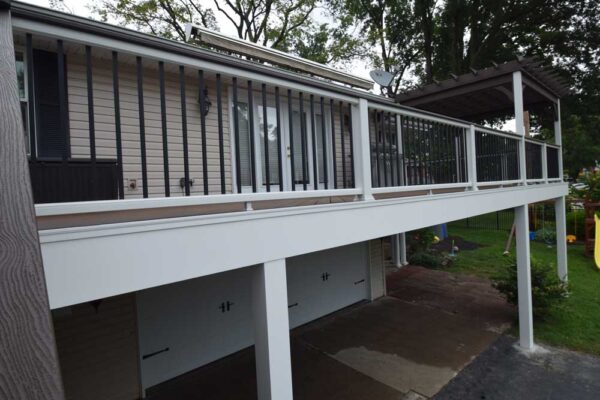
top-left (91, 0), bottom-right (218, 40)
top-left (328, 0), bottom-right (423, 95)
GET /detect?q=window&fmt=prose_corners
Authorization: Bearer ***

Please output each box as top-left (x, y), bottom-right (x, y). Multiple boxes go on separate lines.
top-left (258, 105), bottom-right (281, 186)
top-left (15, 51), bottom-right (30, 154)
top-left (233, 102), bottom-right (252, 187)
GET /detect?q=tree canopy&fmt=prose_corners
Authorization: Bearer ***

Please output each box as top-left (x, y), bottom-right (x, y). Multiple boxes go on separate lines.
top-left (83, 0), bottom-right (600, 176)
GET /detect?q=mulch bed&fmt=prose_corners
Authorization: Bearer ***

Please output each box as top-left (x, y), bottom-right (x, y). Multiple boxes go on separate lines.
top-left (431, 235), bottom-right (483, 252)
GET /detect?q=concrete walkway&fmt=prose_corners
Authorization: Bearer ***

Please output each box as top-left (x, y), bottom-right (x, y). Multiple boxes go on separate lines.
top-left (148, 265), bottom-right (514, 399)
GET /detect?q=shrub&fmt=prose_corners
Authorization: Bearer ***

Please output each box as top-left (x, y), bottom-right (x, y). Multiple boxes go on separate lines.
top-left (409, 251), bottom-right (442, 268)
top-left (407, 228), bottom-right (436, 253)
top-left (535, 227), bottom-right (556, 244)
top-left (492, 258), bottom-right (569, 319)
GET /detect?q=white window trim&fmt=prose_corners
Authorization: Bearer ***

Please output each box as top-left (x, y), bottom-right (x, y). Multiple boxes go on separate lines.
top-left (15, 45), bottom-right (31, 156)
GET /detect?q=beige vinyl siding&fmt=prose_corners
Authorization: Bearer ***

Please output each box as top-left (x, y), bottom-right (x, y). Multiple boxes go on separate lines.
top-left (67, 54), bottom-right (232, 198)
top-left (53, 294), bottom-right (140, 400)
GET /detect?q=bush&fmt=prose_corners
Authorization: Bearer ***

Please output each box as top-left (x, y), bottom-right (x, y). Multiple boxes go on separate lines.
top-left (535, 227), bottom-right (556, 244)
top-left (407, 228), bottom-right (436, 253)
top-left (492, 258), bottom-right (569, 319)
top-left (409, 251), bottom-right (442, 268)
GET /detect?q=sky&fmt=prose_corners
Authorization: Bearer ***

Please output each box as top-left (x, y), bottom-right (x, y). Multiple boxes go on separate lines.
top-left (20, 0), bottom-right (516, 131)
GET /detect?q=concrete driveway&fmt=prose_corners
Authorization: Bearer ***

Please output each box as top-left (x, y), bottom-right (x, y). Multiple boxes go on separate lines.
top-left (148, 265), bottom-right (514, 399)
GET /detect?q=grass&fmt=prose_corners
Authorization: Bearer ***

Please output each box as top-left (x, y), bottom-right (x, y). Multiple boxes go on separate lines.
top-left (446, 224), bottom-right (600, 356)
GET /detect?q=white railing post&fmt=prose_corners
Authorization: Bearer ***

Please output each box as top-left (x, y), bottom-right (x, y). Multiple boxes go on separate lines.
top-left (352, 98), bottom-right (374, 200)
top-left (513, 71), bottom-right (528, 185)
top-left (467, 125), bottom-right (478, 190)
top-left (542, 143), bottom-right (548, 183)
top-left (554, 99), bottom-right (564, 180)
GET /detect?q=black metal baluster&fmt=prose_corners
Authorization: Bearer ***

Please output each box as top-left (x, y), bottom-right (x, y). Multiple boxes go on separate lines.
top-left (136, 56), bottom-right (148, 198)
top-left (262, 83), bottom-right (270, 192)
top-left (320, 97), bottom-right (328, 189)
top-left (396, 115), bottom-right (402, 186)
top-left (310, 95), bottom-right (318, 190)
top-left (381, 111), bottom-right (388, 187)
top-left (288, 89), bottom-right (296, 191)
top-left (217, 74), bottom-right (225, 194)
top-left (248, 81), bottom-right (257, 192)
top-left (388, 112), bottom-right (395, 186)
top-left (179, 66), bottom-right (190, 196)
top-left (299, 92), bottom-right (307, 190)
top-left (85, 45), bottom-right (98, 199)
top-left (340, 101), bottom-right (347, 188)
top-left (275, 87), bottom-right (283, 191)
top-left (232, 77), bottom-right (241, 193)
top-left (111, 51), bottom-right (124, 199)
top-left (329, 99), bottom-right (337, 189)
top-left (199, 70), bottom-right (209, 194)
top-left (347, 103), bottom-right (355, 187)
top-left (158, 61), bottom-right (170, 197)
top-left (374, 110), bottom-right (381, 187)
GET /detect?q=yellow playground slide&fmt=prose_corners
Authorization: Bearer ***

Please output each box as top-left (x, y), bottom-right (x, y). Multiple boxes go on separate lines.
top-left (595, 215), bottom-right (600, 269)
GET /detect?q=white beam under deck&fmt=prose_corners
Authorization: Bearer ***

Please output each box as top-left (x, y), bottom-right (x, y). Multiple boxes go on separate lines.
top-left (40, 183), bottom-right (567, 309)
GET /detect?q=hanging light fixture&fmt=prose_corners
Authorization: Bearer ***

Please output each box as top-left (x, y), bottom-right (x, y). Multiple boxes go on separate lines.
top-left (199, 87), bottom-right (211, 116)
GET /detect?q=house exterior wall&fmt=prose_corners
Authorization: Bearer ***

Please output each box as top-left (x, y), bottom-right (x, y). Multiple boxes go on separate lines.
top-left (66, 53), bottom-right (232, 197)
top-left (60, 52), bottom-right (353, 197)
top-left (52, 294), bottom-right (141, 400)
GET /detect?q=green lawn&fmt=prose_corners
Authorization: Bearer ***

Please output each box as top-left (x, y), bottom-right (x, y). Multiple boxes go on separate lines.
top-left (446, 224), bottom-right (600, 356)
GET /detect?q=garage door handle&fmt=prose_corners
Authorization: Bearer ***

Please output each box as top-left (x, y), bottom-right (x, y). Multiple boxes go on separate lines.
top-left (142, 347), bottom-right (170, 360)
top-left (354, 279), bottom-right (365, 285)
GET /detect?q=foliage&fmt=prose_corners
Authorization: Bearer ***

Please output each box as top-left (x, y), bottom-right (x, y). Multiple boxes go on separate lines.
top-left (407, 228), bottom-right (436, 253)
top-left (535, 227), bottom-right (556, 244)
top-left (90, 0), bottom-right (218, 41)
top-left (572, 170), bottom-right (600, 202)
top-left (447, 225), bottom-right (600, 355)
top-left (409, 250), bottom-right (442, 268)
top-left (492, 258), bottom-right (569, 319)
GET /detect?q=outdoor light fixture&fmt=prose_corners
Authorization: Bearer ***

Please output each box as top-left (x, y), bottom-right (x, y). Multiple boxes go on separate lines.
top-left (199, 87), bottom-right (211, 116)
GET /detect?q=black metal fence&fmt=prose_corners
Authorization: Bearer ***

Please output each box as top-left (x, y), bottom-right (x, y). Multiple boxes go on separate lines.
top-left (369, 111), bottom-right (468, 188)
top-left (525, 141), bottom-right (543, 180)
top-left (546, 146), bottom-right (560, 179)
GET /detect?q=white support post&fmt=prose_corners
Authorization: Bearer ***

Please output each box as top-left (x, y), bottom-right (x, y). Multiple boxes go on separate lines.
top-left (515, 204), bottom-right (534, 350)
top-left (513, 71), bottom-right (528, 185)
top-left (555, 196), bottom-right (568, 281)
top-left (467, 124), bottom-right (478, 190)
top-left (252, 259), bottom-right (293, 400)
top-left (542, 143), bottom-right (548, 183)
top-left (352, 98), bottom-right (374, 200)
top-left (399, 232), bottom-right (407, 266)
top-left (554, 99), bottom-right (564, 180)
top-left (392, 234), bottom-right (406, 268)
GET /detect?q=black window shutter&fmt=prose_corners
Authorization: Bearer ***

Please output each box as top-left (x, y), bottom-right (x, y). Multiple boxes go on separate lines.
top-left (33, 49), bottom-right (68, 159)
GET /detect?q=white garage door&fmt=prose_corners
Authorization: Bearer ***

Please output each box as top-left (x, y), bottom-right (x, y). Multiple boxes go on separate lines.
top-left (137, 242), bottom-right (369, 391)
top-left (286, 242), bottom-right (369, 328)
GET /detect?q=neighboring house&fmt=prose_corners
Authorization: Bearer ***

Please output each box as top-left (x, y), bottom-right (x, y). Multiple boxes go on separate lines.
top-left (0, 2), bottom-right (569, 400)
